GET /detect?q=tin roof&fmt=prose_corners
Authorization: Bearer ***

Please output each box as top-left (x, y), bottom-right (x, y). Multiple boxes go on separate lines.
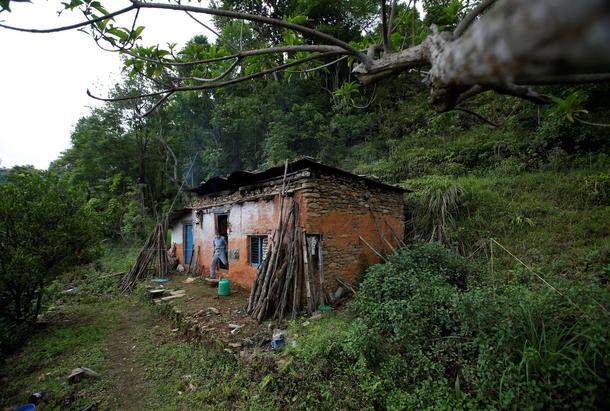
top-left (188, 158), bottom-right (406, 196)
top-left (167, 208), bottom-right (191, 224)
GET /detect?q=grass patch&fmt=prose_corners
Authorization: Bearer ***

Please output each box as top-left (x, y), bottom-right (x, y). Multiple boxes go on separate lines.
top-left (0, 304), bottom-right (115, 410)
top-left (131, 329), bottom-right (273, 410)
top-left (404, 168), bottom-right (610, 278)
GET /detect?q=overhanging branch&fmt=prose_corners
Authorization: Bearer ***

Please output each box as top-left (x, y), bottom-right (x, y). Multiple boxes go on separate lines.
top-left (123, 45), bottom-right (346, 67)
top-left (131, 1), bottom-right (370, 64)
top-left (184, 57), bottom-right (241, 83)
top-left (0, 4), bottom-right (136, 33)
top-left (88, 51), bottom-right (342, 113)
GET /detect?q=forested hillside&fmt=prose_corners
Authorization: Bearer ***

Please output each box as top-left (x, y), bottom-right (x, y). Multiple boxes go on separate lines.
top-left (48, 0), bottom-right (609, 273)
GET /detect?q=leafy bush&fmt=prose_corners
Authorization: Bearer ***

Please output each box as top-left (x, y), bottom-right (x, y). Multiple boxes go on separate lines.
top-left (343, 242), bottom-right (610, 409)
top-left (288, 243), bottom-right (609, 410)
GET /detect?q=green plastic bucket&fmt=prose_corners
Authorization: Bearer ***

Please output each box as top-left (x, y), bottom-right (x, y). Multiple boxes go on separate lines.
top-left (218, 277), bottom-right (231, 296)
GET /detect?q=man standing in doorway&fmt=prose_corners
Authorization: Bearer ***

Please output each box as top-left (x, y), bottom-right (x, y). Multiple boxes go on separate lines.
top-left (210, 230), bottom-right (227, 279)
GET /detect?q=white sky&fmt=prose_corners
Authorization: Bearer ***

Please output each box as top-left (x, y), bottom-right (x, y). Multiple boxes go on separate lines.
top-left (0, 1), bottom-right (214, 169)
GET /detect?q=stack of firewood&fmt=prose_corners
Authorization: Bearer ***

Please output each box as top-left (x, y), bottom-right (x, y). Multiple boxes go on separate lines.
top-left (119, 221), bottom-right (169, 293)
top-left (246, 197), bottom-right (324, 322)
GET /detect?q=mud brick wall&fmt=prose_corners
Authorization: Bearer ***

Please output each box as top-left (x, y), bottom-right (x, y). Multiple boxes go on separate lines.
top-left (300, 171), bottom-right (405, 292)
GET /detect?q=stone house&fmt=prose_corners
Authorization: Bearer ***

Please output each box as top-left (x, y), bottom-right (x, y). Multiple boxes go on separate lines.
top-left (168, 158), bottom-right (405, 291)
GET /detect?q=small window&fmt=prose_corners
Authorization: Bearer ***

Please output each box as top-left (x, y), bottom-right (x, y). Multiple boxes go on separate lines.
top-left (249, 236), bottom-right (269, 266)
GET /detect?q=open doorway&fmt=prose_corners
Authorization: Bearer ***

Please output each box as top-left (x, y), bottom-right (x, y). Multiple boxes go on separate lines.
top-left (215, 214), bottom-right (229, 269)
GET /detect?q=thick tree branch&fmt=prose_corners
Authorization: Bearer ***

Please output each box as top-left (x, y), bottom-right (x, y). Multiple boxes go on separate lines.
top-left (424, 0), bottom-right (610, 111)
top-left (353, 0), bottom-right (609, 112)
top-left (354, 44), bottom-right (426, 84)
top-left (491, 83), bottom-right (552, 105)
top-left (427, 0), bottom-right (610, 88)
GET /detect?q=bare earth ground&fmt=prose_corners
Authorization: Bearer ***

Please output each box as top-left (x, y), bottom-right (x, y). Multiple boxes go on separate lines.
top-left (154, 275), bottom-right (273, 349)
top-left (105, 305), bottom-right (149, 411)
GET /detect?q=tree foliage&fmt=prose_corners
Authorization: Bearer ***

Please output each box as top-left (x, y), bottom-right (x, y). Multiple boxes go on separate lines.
top-left (0, 168), bottom-right (99, 347)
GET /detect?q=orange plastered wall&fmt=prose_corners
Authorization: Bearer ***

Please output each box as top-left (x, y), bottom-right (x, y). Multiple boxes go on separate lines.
top-left (192, 197), bottom-right (279, 289)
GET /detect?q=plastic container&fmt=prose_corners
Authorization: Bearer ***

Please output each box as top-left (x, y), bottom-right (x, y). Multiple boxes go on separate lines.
top-left (271, 338), bottom-right (285, 349)
top-left (29, 391), bottom-right (44, 404)
top-left (218, 277), bottom-right (231, 296)
top-left (16, 404), bottom-right (36, 411)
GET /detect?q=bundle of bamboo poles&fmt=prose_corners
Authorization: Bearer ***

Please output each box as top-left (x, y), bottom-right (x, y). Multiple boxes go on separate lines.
top-left (246, 195), bottom-right (324, 322)
top-left (119, 221), bottom-right (168, 293)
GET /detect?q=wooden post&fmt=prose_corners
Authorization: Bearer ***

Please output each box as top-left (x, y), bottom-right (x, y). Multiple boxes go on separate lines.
top-left (318, 237), bottom-right (325, 306)
top-left (382, 235), bottom-right (397, 255)
top-left (302, 231), bottom-right (315, 313)
top-left (384, 219), bottom-right (406, 248)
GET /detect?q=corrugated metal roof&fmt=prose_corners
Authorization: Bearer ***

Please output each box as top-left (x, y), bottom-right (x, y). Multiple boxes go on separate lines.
top-left (187, 158), bottom-right (406, 196)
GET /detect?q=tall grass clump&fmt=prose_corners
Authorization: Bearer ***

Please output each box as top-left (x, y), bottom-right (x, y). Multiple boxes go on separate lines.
top-left (404, 177), bottom-right (469, 248)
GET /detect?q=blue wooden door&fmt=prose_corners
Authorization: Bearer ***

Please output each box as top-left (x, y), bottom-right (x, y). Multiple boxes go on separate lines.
top-left (184, 224), bottom-right (193, 264)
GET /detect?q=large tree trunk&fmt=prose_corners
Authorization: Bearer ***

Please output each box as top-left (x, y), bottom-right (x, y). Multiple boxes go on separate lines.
top-left (354, 0), bottom-right (610, 111)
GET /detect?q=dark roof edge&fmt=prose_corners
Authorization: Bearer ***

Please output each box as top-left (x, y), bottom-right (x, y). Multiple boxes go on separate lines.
top-left (186, 158), bottom-right (407, 196)
top-left (298, 159), bottom-right (406, 193)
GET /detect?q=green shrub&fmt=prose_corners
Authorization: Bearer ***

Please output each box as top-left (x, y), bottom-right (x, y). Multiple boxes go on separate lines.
top-left (0, 168), bottom-right (100, 358)
top-left (292, 243), bottom-right (609, 410)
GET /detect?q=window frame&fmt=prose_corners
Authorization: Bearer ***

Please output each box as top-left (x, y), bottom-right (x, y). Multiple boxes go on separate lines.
top-left (249, 235), bottom-right (268, 267)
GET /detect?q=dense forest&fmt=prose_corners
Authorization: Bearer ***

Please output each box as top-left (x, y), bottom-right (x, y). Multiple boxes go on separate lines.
top-left (1, 0), bottom-right (609, 409)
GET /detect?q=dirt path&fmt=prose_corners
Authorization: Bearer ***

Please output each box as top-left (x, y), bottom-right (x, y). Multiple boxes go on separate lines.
top-left (105, 304), bottom-right (150, 411)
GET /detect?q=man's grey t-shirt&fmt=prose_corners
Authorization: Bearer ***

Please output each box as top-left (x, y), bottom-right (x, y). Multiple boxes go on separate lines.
top-left (213, 236), bottom-right (227, 254)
